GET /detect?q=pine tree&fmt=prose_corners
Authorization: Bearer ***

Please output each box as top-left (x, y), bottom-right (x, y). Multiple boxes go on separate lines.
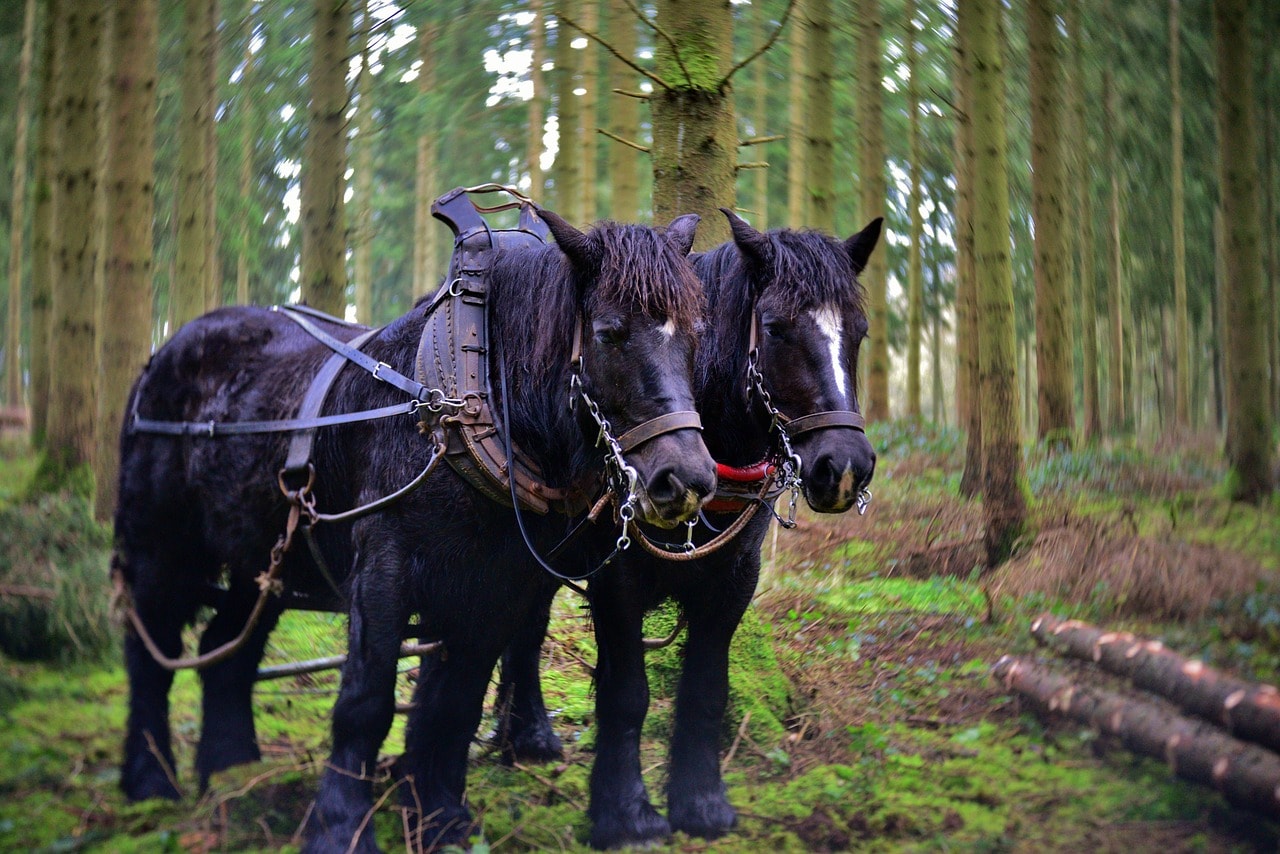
top-left (805, 0), bottom-right (835, 231)
top-left (4, 0), bottom-right (37, 409)
top-left (856, 0), bottom-right (890, 419)
top-left (786, 0), bottom-right (807, 226)
top-left (173, 0), bottom-right (216, 329)
top-left (1213, 0), bottom-right (1273, 502)
top-left (352, 0), bottom-right (374, 324)
top-left (1169, 0), bottom-right (1190, 429)
top-left (95, 0), bottom-right (158, 520)
top-left (300, 0), bottom-right (351, 317)
top-left (961, 0), bottom-right (1028, 565)
top-left (905, 0), bottom-right (923, 420)
top-left (605, 0), bottom-right (640, 220)
top-left (954, 0), bottom-right (981, 496)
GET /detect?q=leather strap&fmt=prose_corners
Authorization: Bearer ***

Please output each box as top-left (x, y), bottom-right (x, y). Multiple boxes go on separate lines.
top-left (276, 307), bottom-right (430, 402)
top-left (132, 400), bottom-right (413, 437)
top-left (615, 410), bottom-right (703, 454)
top-left (781, 409), bottom-right (866, 436)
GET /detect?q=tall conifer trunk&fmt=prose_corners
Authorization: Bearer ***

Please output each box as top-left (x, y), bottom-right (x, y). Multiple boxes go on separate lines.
top-left (412, 17), bottom-right (439, 297)
top-left (786, 0), bottom-right (807, 226)
top-left (30, 0), bottom-right (64, 447)
top-left (750, 2), bottom-right (769, 229)
top-left (235, 19), bottom-right (254, 307)
top-left (805, 0), bottom-right (834, 231)
top-left (953, 3), bottom-right (981, 496)
top-left (1169, 0), bottom-right (1190, 429)
top-left (905, 0), bottom-right (923, 419)
top-left (41, 0), bottom-right (106, 492)
top-left (856, 0), bottom-right (889, 419)
top-left (605, 0), bottom-right (639, 220)
top-left (95, 0), bottom-right (158, 520)
top-left (1029, 0), bottom-right (1072, 447)
top-left (352, 0), bottom-right (374, 324)
top-left (1103, 69), bottom-right (1125, 432)
top-left (528, 0), bottom-right (547, 200)
top-left (961, 0), bottom-right (1028, 565)
top-left (579, 0), bottom-right (598, 223)
top-left (300, 0), bottom-right (351, 317)
top-left (1213, 0), bottom-right (1273, 502)
top-left (4, 0), bottom-right (36, 409)
top-left (1068, 0), bottom-right (1100, 441)
top-left (552, 0), bottom-right (583, 225)
top-left (650, 0), bottom-right (735, 250)
top-left (173, 0), bottom-right (215, 329)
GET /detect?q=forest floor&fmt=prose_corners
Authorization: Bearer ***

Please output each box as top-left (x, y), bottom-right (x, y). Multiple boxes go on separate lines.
top-left (1, 423), bottom-right (1279, 852)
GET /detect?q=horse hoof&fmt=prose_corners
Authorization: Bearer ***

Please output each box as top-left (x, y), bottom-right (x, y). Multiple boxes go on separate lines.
top-left (669, 793), bottom-right (737, 839)
top-left (121, 762), bottom-right (182, 803)
top-left (502, 726), bottom-right (564, 765)
top-left (589, 802), bottom-right (671, 850)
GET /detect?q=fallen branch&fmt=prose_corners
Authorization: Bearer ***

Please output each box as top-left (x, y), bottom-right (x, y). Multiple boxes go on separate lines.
top-left (597, 127), bottom-right (650, 153)
top-left (1031, 613), bottom-right (1280, 754)
top-left (0, 583), bottom-right (56, 600)
top-left (255, 640), bottom-right (442, 682)
top-left (993, 655), bottom-right (1280, 818)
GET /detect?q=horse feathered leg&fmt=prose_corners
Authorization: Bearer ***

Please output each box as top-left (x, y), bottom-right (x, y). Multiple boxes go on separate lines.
top-left (306, 547), bottom-right (407, 854)
top-left (195, 583), bottom-right (284, 791)
top-left (494, 578), bottom-right (563, 765)
top-left (587, 580), bottom-right (671, 849)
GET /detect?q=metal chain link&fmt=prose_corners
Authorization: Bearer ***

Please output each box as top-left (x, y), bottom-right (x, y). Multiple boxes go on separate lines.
top-left (570, 372), bottom-right (641, 552)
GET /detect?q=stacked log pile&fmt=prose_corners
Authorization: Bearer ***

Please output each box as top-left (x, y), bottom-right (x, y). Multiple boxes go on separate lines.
top-left (994, 613), bottom-right (1280, 819)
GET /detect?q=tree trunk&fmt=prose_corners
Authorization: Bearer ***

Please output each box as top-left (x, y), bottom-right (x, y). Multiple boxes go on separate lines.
top-left (1031, 614), bottom-right (1280, 755)
top-left (905, 0), bottom-right (922, 420)
top-left (551, 0), bottom-right (582, 224)
top-left (4, 0), bottom-right (37, 409)
top-left (1213, 0), bottom-right (1272, 502)
top-left (994, 656), bottom-right (1280, 819)
top-left (235, 23), bottom-right (253, 307)
top-left (605, 0), bottom-right (639, 220)
top-left (953, 1), bottom-right (981, 497)
top-left (300, 0), bottom-right (351, 317)
top-left (786, 0), bottom-right (807, 226)
top-left (750, 1), bottom-right (769, 229)
top-left (352, 0), bottom-right (374, 324)
top-left (1169, 0), bottom-right (1190, 429)
top-left (650, 0), bottom-right (735, 250)
top-left (528, 0), bottom-right (547, 201)
top-left (1103, 69), bottom-right (1125, 433)
top-left (41, 0), bottom-right (106, 493)
top-left (1028, 0), bottom-right (1072, 448)
top-left (203, 0), bottom-right (220, 310)
top-left (412, 17), bottom-right (439, 297)
top-left (1068, 1), bottom-right (1099, 443)
top-left (94, 0), bottom-right (158, 521)
top-left (805, 0), bottom-right (834, 231)
top-left (173, 0), bottom-right (215, 330)
top-left (578, 0), bottom-right (598, 223)
top-left (962, 0), bottom-right (1027, 566)
top-left (30, 0), bottom-right (64, 447)
top-left (857, 0), bottom-right (889, 420)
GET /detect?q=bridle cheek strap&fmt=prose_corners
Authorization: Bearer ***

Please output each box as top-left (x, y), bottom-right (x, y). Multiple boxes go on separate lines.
top-left (780, 409), bottom-right (866, 437)
top-left (616, 410), bottom-right (703, 454)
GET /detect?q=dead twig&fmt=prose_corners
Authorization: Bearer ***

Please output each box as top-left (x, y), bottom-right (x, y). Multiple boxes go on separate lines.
top-left (513, 762), bottom-right (586, 810)
top-left (718, 0), bottom-right (797, 88)
top-left (721, 711), bottom-right (752, 774)
top-left (597, 127), bottom-right (649, 153)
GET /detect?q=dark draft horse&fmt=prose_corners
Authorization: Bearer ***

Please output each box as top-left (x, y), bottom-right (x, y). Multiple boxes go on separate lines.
top-left (113, 211), bottom-right (718, 852)
top-left (494, 210), bottom-right (882, 849)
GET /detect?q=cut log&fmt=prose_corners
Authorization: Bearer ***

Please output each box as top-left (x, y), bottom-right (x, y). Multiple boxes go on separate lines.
top-left (1032, 613), bottom-right (1280, 754)
top-left (994, 655), bottom-right (1280, 818)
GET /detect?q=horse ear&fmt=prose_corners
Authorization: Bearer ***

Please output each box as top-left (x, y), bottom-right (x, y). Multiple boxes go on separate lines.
top-left (541, 208), bottom-right (600, 269)
top-left (720, 207), bottom-right (772, 269)
top-left (846, 217), bottom-right (883, 274)
top-left (664, 214), bottom-right (700, 256)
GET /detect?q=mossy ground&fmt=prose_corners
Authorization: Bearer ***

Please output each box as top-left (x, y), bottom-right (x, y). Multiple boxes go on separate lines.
top-left (1, 424), bottom-right (1278, 851)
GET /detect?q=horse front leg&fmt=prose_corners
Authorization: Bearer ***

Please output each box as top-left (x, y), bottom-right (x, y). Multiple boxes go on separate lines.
top-left (121, 556), bottom-right (199, 802)
top-left (305, 554), bottom-right (407, 854)
top-left (665, 558), bottom-right (758, 839)
top-left (494, 577), bottom-right (563, 765)
top-left (587, 582), bottom-right (670, 849)
top-left (194, 579), bottom-right (284, 791)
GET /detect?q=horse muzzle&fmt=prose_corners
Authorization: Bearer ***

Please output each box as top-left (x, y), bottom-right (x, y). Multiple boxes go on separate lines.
top-left (798, 431), bottom-right (876, 514)
top-left (628, 429), bottom-right (716, 529)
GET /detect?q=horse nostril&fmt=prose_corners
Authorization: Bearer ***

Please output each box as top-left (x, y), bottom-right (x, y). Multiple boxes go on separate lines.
top-left (646, 467), bottom-right (687, 505)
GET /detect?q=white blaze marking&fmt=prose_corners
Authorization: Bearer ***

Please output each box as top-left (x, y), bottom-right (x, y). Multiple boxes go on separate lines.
top-left (659, 317), bottom-right (676, 339)
top-left (811, 305), bottom-right (848, 400)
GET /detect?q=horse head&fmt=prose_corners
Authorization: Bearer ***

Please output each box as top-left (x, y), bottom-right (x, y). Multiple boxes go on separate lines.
top-left (722, 209), bottom-right (881, 514)
top-left (541, 210), bottom-right (716, 529)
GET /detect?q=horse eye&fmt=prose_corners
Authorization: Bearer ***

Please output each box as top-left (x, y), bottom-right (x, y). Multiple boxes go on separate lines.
top-left (593, 323), bottom-right (627, 347)
top-left (764, 321), bottom-right (787, 341)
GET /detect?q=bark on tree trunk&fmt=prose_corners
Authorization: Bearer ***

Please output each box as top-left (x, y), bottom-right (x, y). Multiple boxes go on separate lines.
top-left (1031, 613), bottom-right (1280, 755)
top-left (750, 2), bottom-right (769, 230)
top-left (1068, 0), bottom-right (1100, 443)
top-left (857, 0), bottom-right (889, 420)
top-left (4, 0), bottom-right (37, 409)
top-left (528, 0), bottom-right (547, 201)
top-left (905, 0), bottom-right (922, 420)
top-left (786, 0), bottom-right (807, 227)
top-left (953, 2), bottom-right (981, 497)
top-left (552, 0), bottom-right (582, 225)
top-left (29, 0), bottom-right (63, 447)
top-left (235, 20), bottom-right (254, 307)
top-left (352, 0), bottom-right (374, 325)
top-left (1029, 0), bottom-right (1072, 448)
top-left (42, 0), bottom-right (106, 492)
top-left (95, 0), bottom-right (158, 521)
top-left (605, 0), bottom-right (639, 220)
top-left (962, 0), bottom-right (1028, 565)
top-left (1213, 0), bottom-right (1273, 502)
top-left (1170, 0), bottom-right (1190, 430)
top-left (412, 17), bottom-right (439, 298)
top-left (805, 0), bottom-right (834, 232)
top-left (1103, 69), bottom-right (1126, 434)
top-left (173, 0), bottom-right (216, 330)
top-left (994, 655), bottom-right (1280, 819)
top-left (300, 0), bottom-right (351, 318)
top-left (578, 0), bottom-right (598, 224)
top-left (650, 0), bottom-right (735, 251)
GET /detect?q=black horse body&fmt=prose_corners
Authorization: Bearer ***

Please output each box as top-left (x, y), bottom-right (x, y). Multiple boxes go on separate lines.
top-left (496, 212), bottom-right (883, 849)
top-left (114, 214), bottom-right (717, 852)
